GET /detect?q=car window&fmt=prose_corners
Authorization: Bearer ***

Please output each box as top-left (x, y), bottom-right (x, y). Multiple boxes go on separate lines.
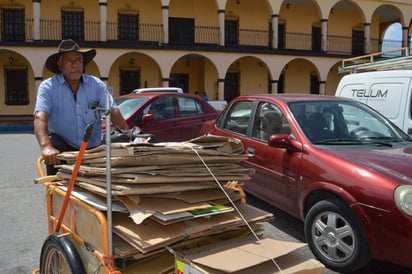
top-left (252, 102), bottom-right (292, 141)
top-left (221, 101), bottom-right (253, 135)
top-left (288, 101), bottom-right (405, 143)
top-left (144, 96), bottom-right (176, 120)
top-left (116, 97), bottom-right (149, 118)
top-left (177, 97), bottom-right (205, 116)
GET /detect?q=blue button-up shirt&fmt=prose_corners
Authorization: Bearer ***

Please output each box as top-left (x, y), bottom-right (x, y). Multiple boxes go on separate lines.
top-left (34, 73), bottom-right (116, 149)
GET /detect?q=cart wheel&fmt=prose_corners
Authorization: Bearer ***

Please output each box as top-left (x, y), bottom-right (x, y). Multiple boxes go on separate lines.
top-left (39, 233), bottom-right (86, 274)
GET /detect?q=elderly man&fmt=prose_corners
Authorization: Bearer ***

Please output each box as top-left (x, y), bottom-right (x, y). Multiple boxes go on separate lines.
top-left (34, 39), bottom-right (129, 175)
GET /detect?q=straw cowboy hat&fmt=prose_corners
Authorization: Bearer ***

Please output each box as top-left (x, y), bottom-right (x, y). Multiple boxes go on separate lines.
top-left (45, 39), bottom-right (96, 73)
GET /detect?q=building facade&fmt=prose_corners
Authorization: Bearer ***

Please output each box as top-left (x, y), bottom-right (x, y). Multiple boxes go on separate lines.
top-left (1, 0), bottom-right (412, 123)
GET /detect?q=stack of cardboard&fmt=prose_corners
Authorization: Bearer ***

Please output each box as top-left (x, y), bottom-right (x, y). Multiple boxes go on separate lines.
top-left (54, 135), bottom-right (324, 273)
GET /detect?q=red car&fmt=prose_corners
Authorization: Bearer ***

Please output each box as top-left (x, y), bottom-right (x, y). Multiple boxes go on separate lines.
top-left (200, 94), bottom-right (412, 273)
top-left (113, 92), bottom-right (218, 142)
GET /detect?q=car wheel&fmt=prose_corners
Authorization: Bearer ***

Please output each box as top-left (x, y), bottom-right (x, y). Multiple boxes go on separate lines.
top-left (304, 198), bottom-right (370, 273)
top-left (39, 233), bottom-right (86, 274)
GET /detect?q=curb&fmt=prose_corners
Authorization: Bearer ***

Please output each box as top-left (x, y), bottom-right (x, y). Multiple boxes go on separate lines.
top-left (0, 125), bottom-right (34, 132)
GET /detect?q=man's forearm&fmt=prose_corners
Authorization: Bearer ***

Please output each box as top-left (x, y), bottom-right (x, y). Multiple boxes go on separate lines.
top-left (111, 108), bottom-right (129, 130)
top-left (34, 112), bottom-right (51, 148)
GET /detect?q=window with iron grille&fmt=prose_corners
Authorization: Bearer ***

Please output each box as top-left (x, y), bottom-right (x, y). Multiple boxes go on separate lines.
top-left (1, 7), bottom-right (25, 41)
top-left (5, 68), bottom-right (29, 105)
top-left (120, 69), bottom-right (141, 94)
top-left (169, 17), bottom-right (194, 45)
top-left (62, 9), bottom-right (84, 41)
top-left (225, 19), bottom-right (238, 46)
top-left (118, 13), bottom-right (139, 40)
top-left (224, 72), bottom-right (239, 102)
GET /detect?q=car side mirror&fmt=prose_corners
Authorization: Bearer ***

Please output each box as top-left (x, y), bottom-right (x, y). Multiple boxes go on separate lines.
top-left (142, 113), bottom-right (155, 123)
top-left (268, 134), bottom-right (302, 152)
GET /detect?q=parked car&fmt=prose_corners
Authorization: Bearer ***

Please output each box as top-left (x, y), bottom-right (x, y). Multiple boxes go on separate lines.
top-left (200, 94), bottom-right (412, 273)
top-left (110, 92), bottom-right (218, 142)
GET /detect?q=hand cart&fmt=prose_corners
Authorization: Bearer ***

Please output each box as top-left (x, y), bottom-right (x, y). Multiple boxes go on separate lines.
top-left (31, 96), bottom-right (252, 274)
top-left (32, 96), bottom-right (125, 274)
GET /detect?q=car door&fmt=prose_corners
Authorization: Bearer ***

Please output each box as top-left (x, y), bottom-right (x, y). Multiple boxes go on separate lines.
top-left (174, 96), bottom-right (213, 141)
top-left (223, 100), bottom-right (301, 216)
top-left (137, 95), bottom-right (181, 142)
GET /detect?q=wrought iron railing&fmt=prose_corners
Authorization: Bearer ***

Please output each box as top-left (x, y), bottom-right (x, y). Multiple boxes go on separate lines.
top-left (1, 18), bottom-right (398, 56)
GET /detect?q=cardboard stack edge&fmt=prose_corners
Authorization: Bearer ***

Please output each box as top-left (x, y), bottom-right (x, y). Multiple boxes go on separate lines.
top-left (53, 135), bottom-right (324, 273)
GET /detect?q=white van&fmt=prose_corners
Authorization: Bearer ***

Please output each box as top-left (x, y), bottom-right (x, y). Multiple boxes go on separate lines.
top-left (335, 70), bottom-right (412, 135)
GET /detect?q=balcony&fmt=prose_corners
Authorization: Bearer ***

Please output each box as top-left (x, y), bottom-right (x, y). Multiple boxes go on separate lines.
top-left (0, 18), bottom-right (392, 56)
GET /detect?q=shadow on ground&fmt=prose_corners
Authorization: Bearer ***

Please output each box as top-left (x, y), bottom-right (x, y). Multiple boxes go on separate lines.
top-left (245, 193), bottom-right (411, 274)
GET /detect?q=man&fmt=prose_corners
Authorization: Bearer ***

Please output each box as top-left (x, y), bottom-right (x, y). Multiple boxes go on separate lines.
top-left (34, 39), bottom-right (129, 175)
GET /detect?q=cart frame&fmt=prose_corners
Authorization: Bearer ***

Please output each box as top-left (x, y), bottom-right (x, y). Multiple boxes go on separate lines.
top-left (33, 157), bottom-right (120, 274)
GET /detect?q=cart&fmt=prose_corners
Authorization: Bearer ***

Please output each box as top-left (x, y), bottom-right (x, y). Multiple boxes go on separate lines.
top-left (32, 156), bottom-right (250, 274)
top-left (33, 157), bottom-right (119, 273)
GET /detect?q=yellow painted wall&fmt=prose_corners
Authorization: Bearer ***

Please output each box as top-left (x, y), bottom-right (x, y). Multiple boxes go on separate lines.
top-left (329, 9), bottom-right (363, 36)
top-left (284, 59), bottom-right (313, 93)
top-left (239, 57), bottom-right (269, 95)
top-left (107, 0), bottom-right (162, 23)
top-left (281, 5), bottom-right (321, 33)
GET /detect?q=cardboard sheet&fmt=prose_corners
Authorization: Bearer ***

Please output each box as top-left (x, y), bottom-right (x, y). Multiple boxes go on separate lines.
top-left (141, 189), bottom-right (234, 204)
top-left (116, 196), bottom-right (220, 224)
top-left (189, 238), bottom-right (306, 272)
top-left (175, 237), bottom-right (324, 274)
top-left (57, 169), bottom-right (251, 184)
top-left (112, 203), bottom-right (273, 253)
top-left (118, 196), bottom-right (213, 215)
top-left (74, 180), bottom-right (218, 196)
top-left (56, 163), bottom-right (243, 176)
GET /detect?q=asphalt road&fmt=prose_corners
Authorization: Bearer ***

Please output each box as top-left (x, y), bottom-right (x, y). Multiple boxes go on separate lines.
top-left (0, 132), bottom-right (410, 274)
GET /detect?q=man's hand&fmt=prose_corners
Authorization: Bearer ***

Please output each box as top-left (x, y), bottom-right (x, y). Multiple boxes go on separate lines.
top-left (41, 144), bottom-right (61, 165)
top-left (34, 111), bottom-right (61, 165)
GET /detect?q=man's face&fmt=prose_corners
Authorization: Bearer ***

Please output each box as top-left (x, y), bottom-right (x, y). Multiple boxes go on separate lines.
top-left (57, 52), bottom-right (83, 81)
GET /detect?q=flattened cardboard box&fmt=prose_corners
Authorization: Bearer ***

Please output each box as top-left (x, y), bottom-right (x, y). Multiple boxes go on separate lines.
top-left (174, 237), bottom-right (324, 274)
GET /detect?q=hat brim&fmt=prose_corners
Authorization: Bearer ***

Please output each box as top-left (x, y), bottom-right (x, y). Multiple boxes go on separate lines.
top-left (45, 48), bottom-right (96, 74)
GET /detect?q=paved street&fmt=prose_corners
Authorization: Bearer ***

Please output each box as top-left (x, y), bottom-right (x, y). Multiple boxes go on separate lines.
top-left (0, 132), bottom-right (47, 273)
top-left (0, 132), bottom-right (409, 274)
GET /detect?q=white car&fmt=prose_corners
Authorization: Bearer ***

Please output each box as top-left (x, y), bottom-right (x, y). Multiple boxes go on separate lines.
top-left (132, 87), bottom-right (183, 94)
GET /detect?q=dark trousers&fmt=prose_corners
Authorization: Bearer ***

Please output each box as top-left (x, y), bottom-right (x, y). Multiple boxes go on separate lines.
top-left (47, 134), bottom-right (77, 175)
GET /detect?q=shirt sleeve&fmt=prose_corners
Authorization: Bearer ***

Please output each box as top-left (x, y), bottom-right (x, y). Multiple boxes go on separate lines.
top-left (33, 78), bottom-right (53, 115)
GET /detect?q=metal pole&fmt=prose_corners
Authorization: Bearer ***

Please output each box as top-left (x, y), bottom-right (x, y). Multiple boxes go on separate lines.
top-left (105, 93), bottom-right (113, 256)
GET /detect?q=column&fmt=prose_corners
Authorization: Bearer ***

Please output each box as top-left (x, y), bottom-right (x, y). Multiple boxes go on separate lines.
top-left (217, 79), bottom-right (225, 100)
top-left (321, 19), bottom-right (328, 52)
top-left (402, 26), bottom-right (408, 48)
top-left (162, 5), bottom-right (169, 44)
top-left (272, 14), bottom-right (278, 49)
top-left (364, 23), bottom-right (370, 54)
top-left (319, 81), bottom-right (326, 95)
top-left (33, 0), bottom-right (41, 42)
top-left (99, 0), bottom-right (107, 41)
top-left (34, 77), bottom-right (43, 92)
top-left (271, 80), bottom-right (278, 94)
top-left (218, 10), bottom-right (225, 46)
top-left (162, 78), bottom-right (170, 87)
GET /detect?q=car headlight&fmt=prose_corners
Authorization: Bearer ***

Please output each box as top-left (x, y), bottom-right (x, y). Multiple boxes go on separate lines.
top-left (394, 185), bottom-right (412, 217)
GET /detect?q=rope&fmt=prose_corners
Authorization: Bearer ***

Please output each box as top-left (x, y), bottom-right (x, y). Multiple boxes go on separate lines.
top-left (189, 146), bottom-right (284, 274)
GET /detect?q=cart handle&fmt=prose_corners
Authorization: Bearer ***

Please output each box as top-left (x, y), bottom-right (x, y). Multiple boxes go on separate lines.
top-left (36, 156), bottom-right (46, 177)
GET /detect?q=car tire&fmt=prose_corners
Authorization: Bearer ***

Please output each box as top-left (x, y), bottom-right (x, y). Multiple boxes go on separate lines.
top-left (304, 198), bottom-right (370, 273)
top-left (39, 233), bottom-right (86, 274)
